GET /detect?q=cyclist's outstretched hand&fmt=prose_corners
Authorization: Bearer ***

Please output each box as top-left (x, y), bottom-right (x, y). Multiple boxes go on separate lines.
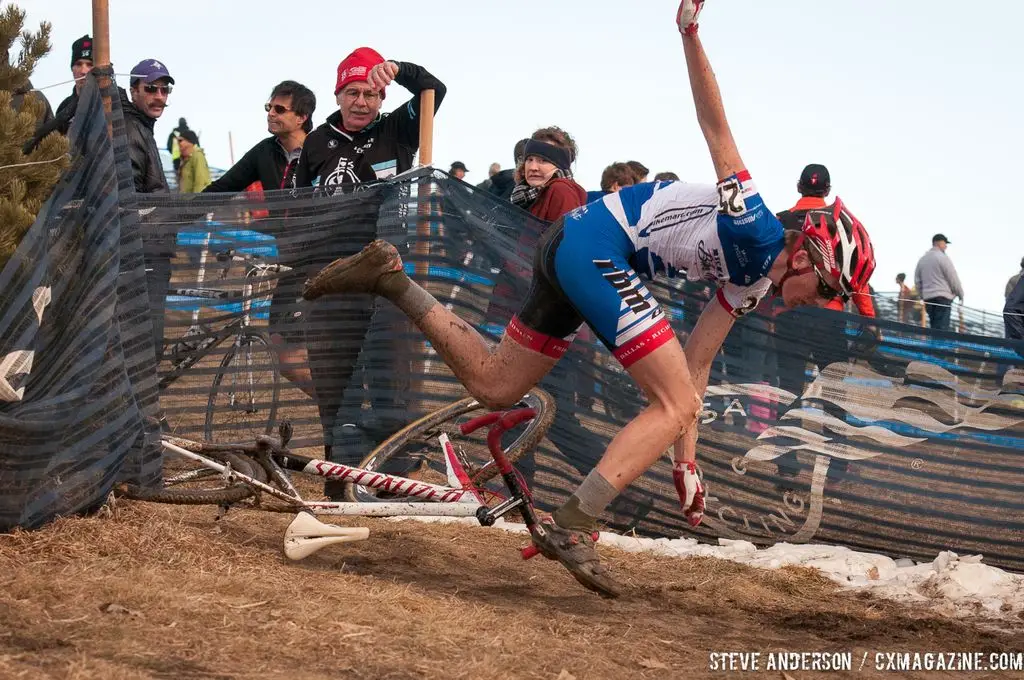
top-left (676, 0), bottom-right (705, 36)
top-left (673, 461), bottom-right (706, 527)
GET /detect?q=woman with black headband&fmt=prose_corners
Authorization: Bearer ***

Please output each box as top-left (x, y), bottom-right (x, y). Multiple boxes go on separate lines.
top-left (509, 127), bottom-right (587, 223)
top-left (302, 0), bottom-right (877, 598)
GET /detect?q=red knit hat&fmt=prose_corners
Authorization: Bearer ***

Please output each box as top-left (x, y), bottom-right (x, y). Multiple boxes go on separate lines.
top-left (335, 47), bottom-right (386, 97)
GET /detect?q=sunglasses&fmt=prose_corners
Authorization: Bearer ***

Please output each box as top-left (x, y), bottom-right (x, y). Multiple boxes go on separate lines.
top-left (265, 103), bottom-right (292, 115)
top-left (813, 266), bottom-right (845, 301)
top-left (143, 84), bottom-right (172, 95)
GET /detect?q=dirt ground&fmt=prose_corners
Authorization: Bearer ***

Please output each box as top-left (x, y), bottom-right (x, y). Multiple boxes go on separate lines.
top-left (1, 498), bottom-right (1021, 680)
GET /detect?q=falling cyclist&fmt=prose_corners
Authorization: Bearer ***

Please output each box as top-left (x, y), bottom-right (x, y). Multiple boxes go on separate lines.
top-left (302, 0), bottom-right (877, 597)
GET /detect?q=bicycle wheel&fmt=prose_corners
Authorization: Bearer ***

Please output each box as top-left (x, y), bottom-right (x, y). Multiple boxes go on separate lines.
top-left (122, 450), bottom-right (269, 505)
top-left (204, 331), bottom-right (280, 442)
top-left (344, 387), bottom-right (556, 503)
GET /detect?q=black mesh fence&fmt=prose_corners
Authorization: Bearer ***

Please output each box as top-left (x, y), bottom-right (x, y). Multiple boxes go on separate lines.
top-left (0, 70), bottom-right (161, 529)
top-left (3, 74), bottom-right (1023, 571)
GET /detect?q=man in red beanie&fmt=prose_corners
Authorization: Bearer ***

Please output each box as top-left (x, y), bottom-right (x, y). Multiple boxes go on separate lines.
top-left (294, 48), bottom-right (445, 500)
top-left (295, 47), bottom-right (445, 190)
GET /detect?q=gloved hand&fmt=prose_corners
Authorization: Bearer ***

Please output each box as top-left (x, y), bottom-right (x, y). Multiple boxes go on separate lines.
top-left (673, 460), bottom-right (706, 527)
top-left (676, 0), bottom-right (706, 37)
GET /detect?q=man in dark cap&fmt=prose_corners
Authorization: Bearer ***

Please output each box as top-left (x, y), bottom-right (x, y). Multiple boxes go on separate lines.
top-left (123, 58), bottom-right (174, 193)
top-left (24, 34), bottom-right (94, 154)
top-left (449, 161), bottom-right (468, 180)
top-left (914, 233), bottom-right (964, 331)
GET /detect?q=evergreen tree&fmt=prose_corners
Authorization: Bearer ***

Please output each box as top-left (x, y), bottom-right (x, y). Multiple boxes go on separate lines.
top-left (0, 4), bottom-right (69, 269)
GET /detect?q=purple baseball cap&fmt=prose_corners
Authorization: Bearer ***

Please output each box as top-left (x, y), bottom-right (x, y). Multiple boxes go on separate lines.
top-left (129, 59), bottom-right (174, 86)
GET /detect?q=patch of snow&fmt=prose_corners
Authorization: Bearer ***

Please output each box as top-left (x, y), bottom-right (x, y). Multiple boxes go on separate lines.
top-left (386, 515), bottom-right (1024, 620)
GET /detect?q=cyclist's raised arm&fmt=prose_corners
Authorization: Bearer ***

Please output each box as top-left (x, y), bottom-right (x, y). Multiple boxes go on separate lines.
top-left (677, 1), bottom-right (745, 181)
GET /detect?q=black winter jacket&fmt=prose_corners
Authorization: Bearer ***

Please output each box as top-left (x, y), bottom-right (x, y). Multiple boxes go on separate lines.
top-left (1005, 276), bottom-right (1024, 341)
top-left (294, 61), bottom-right (445, 193)
top-left (22, 89), bottom-right (69, 155)
top-left (488, 169), bottom-right (516, 201)
top-left (205, 136), bottom-right (299, 193)
top-left (119, 88), bottom-right (169, 193)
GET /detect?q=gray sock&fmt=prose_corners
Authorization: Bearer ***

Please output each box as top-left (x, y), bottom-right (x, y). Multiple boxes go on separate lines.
top-left (552, 469), bottom-right (618, 531)
top-left (575, 469), bottom-right (619, 516)
top-left (387, 278), bottom-right (436, 323)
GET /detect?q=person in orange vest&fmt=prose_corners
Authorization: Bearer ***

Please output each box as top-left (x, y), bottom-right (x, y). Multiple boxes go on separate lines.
top-left (773, 164), bottom-right (874, 488)
top-left (777, 164), bottom-right (876, 317)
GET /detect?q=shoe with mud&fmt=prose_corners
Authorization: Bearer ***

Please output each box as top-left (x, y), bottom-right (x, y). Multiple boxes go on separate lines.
top-left (529, 520), bottom-right (623, 598)
top-left (303, 239), bottom-right (404, 300)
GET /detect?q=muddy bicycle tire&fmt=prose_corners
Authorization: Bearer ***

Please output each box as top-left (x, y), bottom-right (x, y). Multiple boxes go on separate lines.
top-left (122, 451), bottom-right (269, 505)
top-left (344, 388), bottom-right (556, 503)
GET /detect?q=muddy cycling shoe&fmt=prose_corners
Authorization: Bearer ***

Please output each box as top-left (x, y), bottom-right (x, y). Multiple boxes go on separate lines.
top-left (303, 239), bottom-right (404, 300)
top-left (529, 520), bottom-right (623, 598)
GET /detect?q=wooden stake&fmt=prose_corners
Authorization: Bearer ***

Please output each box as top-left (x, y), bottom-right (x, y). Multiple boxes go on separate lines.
top-left (412, 89), bottom-right (438, 403)
top-left (91, 0), bottom-right (112, 136)
top-left (415, 89), bottom-right (438, 276)
top-left (418, 89), bottom-right (434, 167)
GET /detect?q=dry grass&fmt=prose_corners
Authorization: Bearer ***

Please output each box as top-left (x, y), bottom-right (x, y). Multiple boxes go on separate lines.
top-left (1, 499), bottom-right (1021, 680)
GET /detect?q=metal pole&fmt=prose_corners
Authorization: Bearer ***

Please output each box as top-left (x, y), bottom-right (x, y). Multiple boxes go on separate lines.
top-left (228, 130), bottom-right (235, 166)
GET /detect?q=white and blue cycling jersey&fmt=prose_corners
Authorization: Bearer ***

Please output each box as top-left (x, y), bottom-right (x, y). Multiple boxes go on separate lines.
top-left (508, 170), bottom-right (785, 368)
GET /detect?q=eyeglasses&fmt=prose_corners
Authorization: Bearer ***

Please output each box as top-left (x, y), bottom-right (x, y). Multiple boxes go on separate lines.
top-left (341, 88), bottom-right (381, 103)
top-left (143, 84), bottom-right (172, 95)
top-left (265, 103), bottom-right (292, 115)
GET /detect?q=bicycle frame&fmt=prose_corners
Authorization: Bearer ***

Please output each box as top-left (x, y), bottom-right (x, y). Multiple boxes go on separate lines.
top-left (158, 252), bottom-right (290, 390)
top-left (158, 407), bottom-right (549, 562)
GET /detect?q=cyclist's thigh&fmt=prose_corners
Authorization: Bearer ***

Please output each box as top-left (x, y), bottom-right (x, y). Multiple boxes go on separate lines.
top-left (551, 214), bottom-right (675, 370)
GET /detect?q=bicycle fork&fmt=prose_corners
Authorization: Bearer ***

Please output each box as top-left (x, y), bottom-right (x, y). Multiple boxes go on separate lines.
top-left (460, 408), bottom-right (601, 562)
top-left (458, 409), bottom-right (543, 538)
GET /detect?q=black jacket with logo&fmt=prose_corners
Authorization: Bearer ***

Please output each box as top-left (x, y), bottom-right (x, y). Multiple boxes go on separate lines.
top-left (205, 136), bottom-right (300, 193)
top-left (119, 88), bottom-right (169, 193)
top-left (294, 61), bottom-right (445, 192)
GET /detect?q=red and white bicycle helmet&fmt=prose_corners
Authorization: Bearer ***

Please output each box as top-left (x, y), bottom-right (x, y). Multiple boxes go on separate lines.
top-left (800, 198), bottom-right (876, 298)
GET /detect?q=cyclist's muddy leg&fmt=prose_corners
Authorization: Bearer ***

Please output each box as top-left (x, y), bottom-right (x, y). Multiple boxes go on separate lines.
top-left (415, 303), bottom-right (559, 408)
top-left (304, 239), bottom-right (560, 407)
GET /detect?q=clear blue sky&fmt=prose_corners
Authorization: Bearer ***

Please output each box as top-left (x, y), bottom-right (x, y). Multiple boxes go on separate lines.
top-left (26, 1), bottom-right (1024, 315)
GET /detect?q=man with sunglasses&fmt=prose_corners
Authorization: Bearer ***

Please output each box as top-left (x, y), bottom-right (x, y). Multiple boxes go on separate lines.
top-left (205, 80), bottom-right (316, 194)
top-left (121, 59), bottom-right (174, 193)
top-left (302, 0), bottom-right (877, 597)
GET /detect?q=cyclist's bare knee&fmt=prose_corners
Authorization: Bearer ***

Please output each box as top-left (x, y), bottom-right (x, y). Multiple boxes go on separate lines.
top-left (470, 339), bottom-right (557, 409)
top-left (648, 392), bottom-right (701, 435)
top-left (625, 337), bottom-right (701, 433)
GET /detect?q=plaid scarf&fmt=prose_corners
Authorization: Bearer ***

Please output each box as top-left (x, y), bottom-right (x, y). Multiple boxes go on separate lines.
top-left (510, 168), bottom-right (574, 209)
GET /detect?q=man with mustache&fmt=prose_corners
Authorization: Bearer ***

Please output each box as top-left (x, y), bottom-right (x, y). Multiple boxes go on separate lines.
top-left (294, 47), bottom-right (445, 191)
top-left (294, 47), bottom-right (445, 499)
top-left (121, 59), bottom-right (173, 193)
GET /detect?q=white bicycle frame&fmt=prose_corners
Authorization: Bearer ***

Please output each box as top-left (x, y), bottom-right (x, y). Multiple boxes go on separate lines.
top-left (161, 437), bottom-right (485, 518)
top-left (159, 407), bottom-right (539, 561)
